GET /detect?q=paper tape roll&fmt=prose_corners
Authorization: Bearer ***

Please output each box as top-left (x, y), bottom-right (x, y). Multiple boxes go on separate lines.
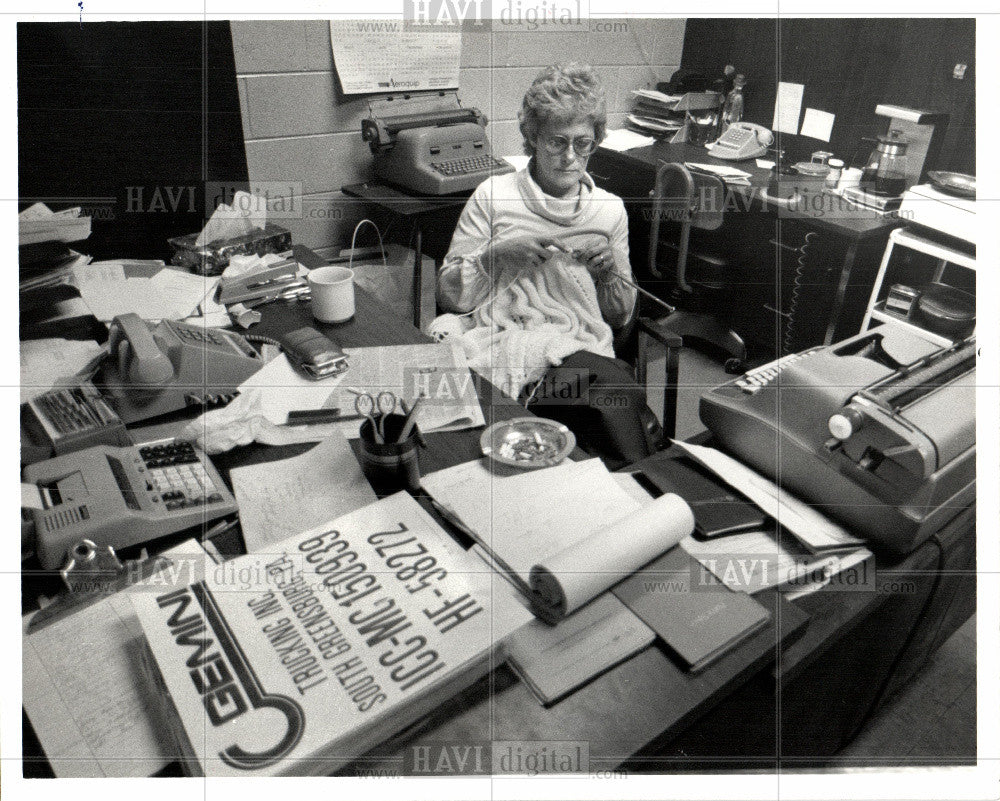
top-left (528, 493), bottom-right (694, 623)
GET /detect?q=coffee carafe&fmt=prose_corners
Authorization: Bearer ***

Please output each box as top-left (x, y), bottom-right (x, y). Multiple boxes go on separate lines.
top-left (861, 129), bottom-right (909, 197)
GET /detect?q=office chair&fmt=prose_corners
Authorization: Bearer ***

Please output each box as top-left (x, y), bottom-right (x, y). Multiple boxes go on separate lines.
top-left (647, 162), bottom-right (748, 374)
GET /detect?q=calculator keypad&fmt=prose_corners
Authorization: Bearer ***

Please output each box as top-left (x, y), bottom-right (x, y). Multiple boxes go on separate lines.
top-left (138, 440), bottom-right (224, 510)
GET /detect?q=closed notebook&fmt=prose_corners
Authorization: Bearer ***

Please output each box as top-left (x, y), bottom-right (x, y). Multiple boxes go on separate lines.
top-left (505, 593), bottom-right (655, 706)
top-left (613, 546), bottom-right (771, 673)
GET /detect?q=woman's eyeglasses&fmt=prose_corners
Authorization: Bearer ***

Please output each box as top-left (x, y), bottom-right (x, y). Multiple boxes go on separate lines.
top-left (538, 135), bottom-right (599, 157)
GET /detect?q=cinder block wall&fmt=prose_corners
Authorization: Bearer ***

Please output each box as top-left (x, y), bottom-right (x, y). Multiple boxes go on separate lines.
top-left (230, 19), bottom-right (685, 258)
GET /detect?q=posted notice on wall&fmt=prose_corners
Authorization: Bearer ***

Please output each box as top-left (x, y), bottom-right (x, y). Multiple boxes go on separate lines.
top-left (329, 20), bottom-right (460, 95)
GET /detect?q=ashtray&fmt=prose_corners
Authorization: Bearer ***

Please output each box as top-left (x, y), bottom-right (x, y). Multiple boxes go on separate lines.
top-left (480, 417), bottom-right (576, 470)
top-left (927, 171), bottom-right (976, 198)
top-left (791, 161), bottom-right (831, 178)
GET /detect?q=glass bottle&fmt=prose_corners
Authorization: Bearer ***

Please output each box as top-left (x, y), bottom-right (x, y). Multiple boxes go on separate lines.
top-left (721, 74), bottom-right (746, 134)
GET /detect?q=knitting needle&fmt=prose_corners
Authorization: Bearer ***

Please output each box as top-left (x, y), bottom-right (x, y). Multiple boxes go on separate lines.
top-left (610, 272), bottom-right (677, 315)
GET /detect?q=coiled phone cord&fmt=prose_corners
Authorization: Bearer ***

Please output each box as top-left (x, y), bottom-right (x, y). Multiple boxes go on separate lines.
top-left (782, 229), bottom-right (818, 355)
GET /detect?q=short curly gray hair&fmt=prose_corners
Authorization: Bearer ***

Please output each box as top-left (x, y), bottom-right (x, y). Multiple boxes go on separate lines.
top-left (517, 63), bottom-right (607, 157)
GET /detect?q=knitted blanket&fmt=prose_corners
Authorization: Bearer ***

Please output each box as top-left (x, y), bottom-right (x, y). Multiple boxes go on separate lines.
top-left (443, 250), bottom-right (614, 398)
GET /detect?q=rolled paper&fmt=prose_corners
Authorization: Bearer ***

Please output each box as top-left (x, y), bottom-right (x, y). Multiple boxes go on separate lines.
top-left (528, 492), bottom-right (695, 623)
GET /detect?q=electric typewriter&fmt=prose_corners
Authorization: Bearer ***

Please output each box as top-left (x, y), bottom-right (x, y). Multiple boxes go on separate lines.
top-left (700, 328), bottom-right (976, 555)
top-left (362, 91), bottom-right (514, 195)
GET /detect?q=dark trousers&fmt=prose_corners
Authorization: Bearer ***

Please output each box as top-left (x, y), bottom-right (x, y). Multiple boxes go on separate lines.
top-left (525, 350), bottom-right (657, 470)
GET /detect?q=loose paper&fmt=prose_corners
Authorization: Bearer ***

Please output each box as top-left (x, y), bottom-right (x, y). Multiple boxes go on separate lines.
top-left (230, 432), bottom-right (377, 552)
top-left (70, 265), bottom-right (214, 322)
top-left (800, 108), bottom-right (835, 142)
top-left (772, 81), bottom-right (804, 135)
top-left (681, 528), bottom-right (871, 596)
top-left (22, 541), bottom-right (212, 777)
top-left (19, 338), bottom-right (106, 403)
top-left (601, 128), bottom-right (656, 152)
top-left (325, 342), bottom-right (485, 437)
top-left (671, 440), bottom-right (865, 551)
top-left (238, 352), bottom-right (346, 425)
top-left (148, 269), bottom-right (219, 319)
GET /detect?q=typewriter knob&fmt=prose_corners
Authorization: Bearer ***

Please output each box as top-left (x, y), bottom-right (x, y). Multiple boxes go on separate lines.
top-left (828, 407), bottom-right (865, 441)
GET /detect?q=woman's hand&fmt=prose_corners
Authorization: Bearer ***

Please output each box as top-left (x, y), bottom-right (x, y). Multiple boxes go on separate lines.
top-left (576, 238), bottom-right (616, 279)
top-left (489, 235), bottom-right (569, 271)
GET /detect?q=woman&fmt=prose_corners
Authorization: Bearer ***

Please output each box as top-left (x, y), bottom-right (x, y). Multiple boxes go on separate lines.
top-left (431, 63), bottom-right (656, 468)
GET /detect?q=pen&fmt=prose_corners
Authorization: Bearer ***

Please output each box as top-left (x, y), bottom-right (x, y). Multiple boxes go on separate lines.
top-left (399, 399), bottom-right (428, 448)
top-left (397, 396), bottom-right (423, 442)
top-left (286, 408), bottom-right (363, 425)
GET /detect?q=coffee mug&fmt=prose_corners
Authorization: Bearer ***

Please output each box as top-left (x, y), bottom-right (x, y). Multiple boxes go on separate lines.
top-left (308, 266), bottom-right (355, 323)
top-left (838, 167), bottom-right (863, 191)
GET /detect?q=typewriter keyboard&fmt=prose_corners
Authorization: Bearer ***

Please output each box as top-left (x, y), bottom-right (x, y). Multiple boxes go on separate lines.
top-left (431, 154), bottom-right (510, 177)
top-left (138, 440), bottom-right (224, 510)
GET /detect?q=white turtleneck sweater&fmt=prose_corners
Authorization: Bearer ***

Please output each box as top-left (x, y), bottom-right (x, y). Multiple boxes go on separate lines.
top-left (433, 167), bottom-right (637, 397)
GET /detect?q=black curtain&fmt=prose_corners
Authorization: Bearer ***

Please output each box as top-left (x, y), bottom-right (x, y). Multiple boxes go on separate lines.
top-left (18, 21), bottom-right (249, 261)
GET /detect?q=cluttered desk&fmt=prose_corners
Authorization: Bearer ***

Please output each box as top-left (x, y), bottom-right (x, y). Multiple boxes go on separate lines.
top-left (18, 172), bottom-right (977, 776)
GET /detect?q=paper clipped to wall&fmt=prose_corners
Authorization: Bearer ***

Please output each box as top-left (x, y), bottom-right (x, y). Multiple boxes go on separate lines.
top-left (329, 20), bottom-right (460, 95)
top-left (800, 107), bottom-right (835, 142)
top-left (772, 81), bottom-right (804, 135)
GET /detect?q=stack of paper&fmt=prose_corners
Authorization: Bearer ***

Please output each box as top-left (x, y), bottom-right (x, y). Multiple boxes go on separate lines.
top-left (19, 337), bottom-right (106, 404)
top-left (671, 440), bottom-right (865, 552)
top-left (684, 162), bottom-right (754, 186)
top-left (504, 593), bottom-right (655, 706)
top-left (19, 202), bottom-right (92, 246)
top-left (70, 261), bottom-right (217, 322)
top-left (682, 528), bottom-right (872, 599)
top-left (23, 540), bottom-right (213, 777)
top-left (627, 89), bottom-right (686, 136)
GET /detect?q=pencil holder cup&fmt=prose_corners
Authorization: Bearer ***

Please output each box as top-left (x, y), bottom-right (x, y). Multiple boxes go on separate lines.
top-left (358, 414), bottom-right (421, 495)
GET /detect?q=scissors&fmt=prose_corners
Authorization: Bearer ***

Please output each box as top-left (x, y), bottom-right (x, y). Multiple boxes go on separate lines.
top-left (352, 390), bottom-right (398, 443)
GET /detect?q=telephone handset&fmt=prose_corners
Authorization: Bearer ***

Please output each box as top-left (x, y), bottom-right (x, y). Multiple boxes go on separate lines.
top-left (108, 313), bottom-right (175, 387)
top-left (98, 313), bottom-right (266, 424)
top-left (708, 122), bottom-right (774, 161)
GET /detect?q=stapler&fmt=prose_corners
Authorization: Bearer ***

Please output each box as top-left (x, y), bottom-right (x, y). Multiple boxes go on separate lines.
top-left (217, 259), bottom-right (302, 305)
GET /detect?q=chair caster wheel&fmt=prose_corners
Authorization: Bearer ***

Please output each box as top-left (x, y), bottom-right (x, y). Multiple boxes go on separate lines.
top-left (724, 358), bottom-right (745, 375)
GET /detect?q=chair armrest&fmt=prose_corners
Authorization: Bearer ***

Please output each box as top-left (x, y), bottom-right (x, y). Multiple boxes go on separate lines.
top-left (636, 316), bottom-right (682, 441)
top-left (637, 316), bottom-right (683, 349)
